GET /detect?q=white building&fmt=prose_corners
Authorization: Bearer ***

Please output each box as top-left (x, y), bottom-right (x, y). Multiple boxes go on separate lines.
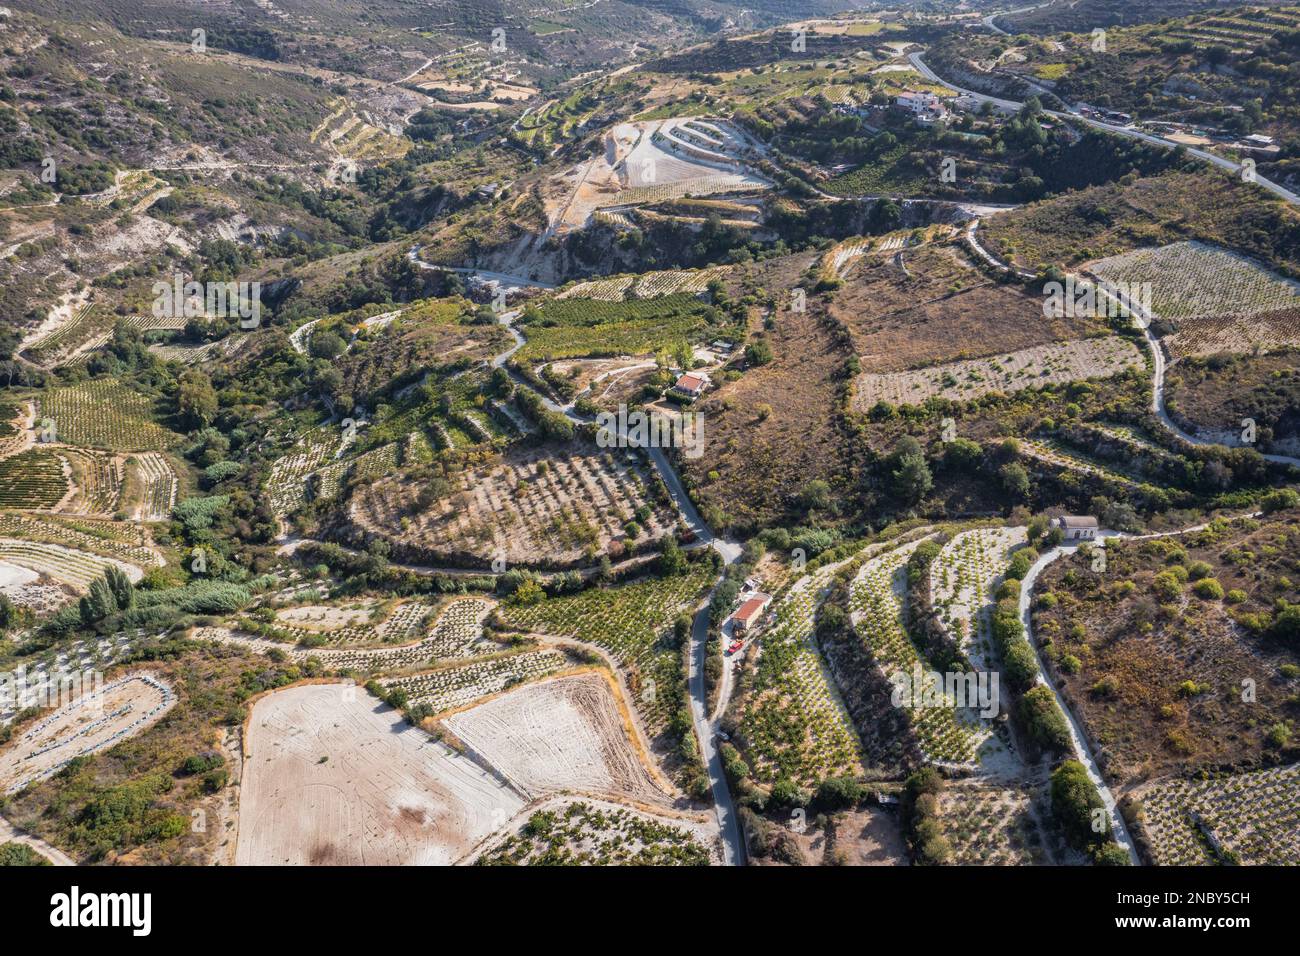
top-left (895, 91), bottom-right (949, 124)
top-left (1051, 515), bottom-right (1098, 541)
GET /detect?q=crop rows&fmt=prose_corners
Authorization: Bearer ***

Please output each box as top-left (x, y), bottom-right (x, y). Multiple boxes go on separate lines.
top-left (937, 784), bottom-right (1044, 865)
top-left (850, 537), bottom-right (983, 766)
top-left (0, 449), bottom-right (70, 509)
top-left (852, 336), bottom-right (1144, 410)
top-left (60, 447), bottom-right (123, 516)
top-left (273, 599), bottom-right (437, 647)
top-left (1090, 241), bottom-right (1300, 323)
top-left (149, 334), bottom-right (250, 365)
top-left (930, 527), bottom-right (1027, 669)
top-left (0, 512), bottom-right (159, 567)
top-left (131, 453), bottom-right (177, 521)
top-left (0, 539), bottom-right (143, 591)
top-left (1137, 764), bottom-right (1300, 865)
top-left (499, 566), bottom-right (712, 734)
top-left (40, 380), bottom-right (177, 451)
top-left (740, 559), bottom-right (864, 787)
top-left (264, 426), bottom-right (341, 516)
top-left (314, 441), bottom-right (400, 501)
top-left (380, 649), bottom-right (568, 714)
top-left (556, 266), bottom-right (727, 302)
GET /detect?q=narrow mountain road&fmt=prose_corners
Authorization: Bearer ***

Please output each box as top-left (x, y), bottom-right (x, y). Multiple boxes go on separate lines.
top-left (965, 217), bottom-right (1300, 468)
top-left (908, 51), bottom-right (1300, 207)
top-left (1018, 543), bottom-right (1140, 865)
top-left (480, 306), bottom-right (747, 864)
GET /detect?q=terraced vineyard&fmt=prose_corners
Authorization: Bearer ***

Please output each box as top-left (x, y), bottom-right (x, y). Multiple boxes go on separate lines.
top-left (59, 447), bottom-right (123, 516)
top-left (0, 449), bottom-right (70, 509)
top-left (849, 536), bottom-right (984, 767)
top-left (129, 453), bottom-right (177, 522)
top-left (1135, 764), bottom-right (1300, 865)
top-left (0, 512), bottom-right (159, 567)
top-left (40, 380), bottom-right (178, 451)
top-left (518, 295), bottom-right (714, 362)
top-left (380, 649), bottom-right (570, 714)
top-left (271, 599), bottom-right (438, 647)
top-left (739, 559), bottom-right (864, 787)
top-left (937, 784), bottom-right (1045, 865)
top-left (0, 539), bottom-right (144, 590)
top-left (931, 527), bottom-right (1027, 669)
top-left (315, 441), bottom-right (401, 501)
top-left (202, 598), bottom-right (495, 672)
top-left (499, 566), bottom-right (712, 734)
top-left (556, 267), bottom-right (728, 302)
top-left (264, 426), bottom-right (342, 517)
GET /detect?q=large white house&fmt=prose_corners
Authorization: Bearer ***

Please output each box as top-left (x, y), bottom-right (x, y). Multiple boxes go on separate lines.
top-left (895, 91), bottom-right (949, 124)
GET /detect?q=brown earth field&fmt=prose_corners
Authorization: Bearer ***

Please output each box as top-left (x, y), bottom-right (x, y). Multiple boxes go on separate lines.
top-left (1031, 512), bottom-right (1300, 788)
top-left (680, 254), bottom-right (860, 533)
top-left (1165, 349), bottom-right (1300, 454)
top-left (831, 244), bottom-right (1104, 374)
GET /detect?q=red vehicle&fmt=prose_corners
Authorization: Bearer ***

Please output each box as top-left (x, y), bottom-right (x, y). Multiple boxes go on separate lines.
top-left (728, 640), bottom-right (744, 654)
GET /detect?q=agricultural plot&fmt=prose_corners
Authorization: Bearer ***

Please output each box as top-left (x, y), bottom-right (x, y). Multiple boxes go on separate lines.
top-left (849, 537), bottom-right (985, 767)
top-left (0, 673), bottom-right (175, 795)
top-left (1135, 764), bottom-right (1300, 865)
top-left (851, 337), bottom-right (1144, 410)
top-left (21, 303), bottom-right (112, 368)
top-left (149, 334), bottom-right (250, 365)
top-left (0, 402), bottom-right (32, 459)
top-left (499, 566), bottom-right (712, 734)
top-left (937, 784), bottom-right (1046, 865)
top-left (517, 295), bottom-right (713, 362)
top-left (0, 538), bottom-right (144, 593)
top-left (204, 598), bottom-right (495, 671)
top-left (350, 441), bottom-right (674, 569)
top-left (1017, 438), bottom-right (1154, 491)
top-left (272, 598), bottom-right (438, 647)
top-left (740, 559), bottom-right (864, 787)
top-left (556, 266), bottom-right (728, 302)
top-left (235, 682), bottom-right (526, 866)
top-left (444, 672), bottom-right (667, 805)
top-left (0, 512), bottom-right (159, 568)
top-left (931, 527), bottom-right (1028, 670)
top-left (315, 442), bottom-right (399, 501)
top-left (264, 426), bottom-right (342, 517)
top-left (474, 798), bottom-right (714, 866)
top-left (830, 245), bottom-right (1100, 375)
top-left (58, 448), bottom-right (123, 517)
top-left (1088, 241), bottom-right (1300, 357)
top-left (0, 449), bottom-right (70, 510)
top-left (380, 650), bottom-right (570, 715)
top-left (0, 632), bottom-right (140, 724)
top-left (40, 381), bottom-right (179, 451)
top-left (128, 453), bottom-right (177, 522)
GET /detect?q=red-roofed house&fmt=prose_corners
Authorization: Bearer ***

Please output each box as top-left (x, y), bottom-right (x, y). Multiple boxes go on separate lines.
top-left (672, 372), bottom-right (711, 400)
top-left (729, 592), bottom-right (773, 632)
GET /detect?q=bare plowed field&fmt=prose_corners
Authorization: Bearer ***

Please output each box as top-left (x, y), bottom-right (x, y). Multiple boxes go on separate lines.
top-left (445, 672), bottom-right (667, 805)
top-left (236, 683), bottom-right (526, 865)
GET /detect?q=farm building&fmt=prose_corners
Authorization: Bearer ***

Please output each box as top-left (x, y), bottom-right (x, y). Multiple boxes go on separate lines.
top-left (1051, 515), bottom-right (1098, 540)
top-left (729, 592), bottom-right (773, 632)
top-left (672, 372), bottom-right (711, 400)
